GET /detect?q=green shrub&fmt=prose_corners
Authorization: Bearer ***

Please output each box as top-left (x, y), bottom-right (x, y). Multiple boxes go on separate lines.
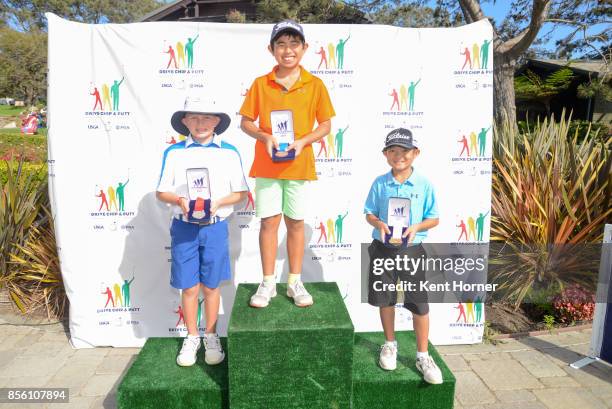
top-left (0, 161), bottom-right (47, 185)
top-left (0, 159), bottom-right (49, 287)
top-left (8, 209), bottom-right (66, 319)
top-left (490, 112), bottom-right (611, 307)
top-left (518, 120), bottom-right (608, 143)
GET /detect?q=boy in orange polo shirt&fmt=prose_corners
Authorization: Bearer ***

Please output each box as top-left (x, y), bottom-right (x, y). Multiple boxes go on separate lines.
top-left (240, 20), bottom-right (335, 308)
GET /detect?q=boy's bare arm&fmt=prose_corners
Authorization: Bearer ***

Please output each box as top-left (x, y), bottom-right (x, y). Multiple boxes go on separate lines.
top-left (366, 213), bottom-right (390, 240)
top-left (157, 191), bottom-right (248, 218)
top-left (288, 119), bottom-right (331, 156)
top-left (211, 191), bottom-right (248, 216)
top-left (240, 116), bottom-right (278, 157)
top-left (156, 191), bottom-right (189, 217)
top-left (414, 218), bottom-right (439, 232)
top-left (240, 116), bottom-right (272, 142)
top-left (403, 218), bottom-right (440, 242)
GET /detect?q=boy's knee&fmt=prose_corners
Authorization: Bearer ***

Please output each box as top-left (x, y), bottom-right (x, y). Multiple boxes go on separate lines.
top-left (284, 216), bottom-right (304, 231)
top-left (260, 214), bottom-right (282, 231)
top-left (182, 283), bottom-right (200, 297)
top-left (201, 285), bottom-right (220, 296)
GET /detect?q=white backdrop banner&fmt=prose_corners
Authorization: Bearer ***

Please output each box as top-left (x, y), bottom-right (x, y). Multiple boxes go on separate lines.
top-left (46, 14), bottom-right (493, 348)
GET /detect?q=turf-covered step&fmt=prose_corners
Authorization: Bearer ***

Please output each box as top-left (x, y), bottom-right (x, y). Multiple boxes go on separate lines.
top-left (352, 331), bottom-right (456, 409)
top-left (228, 282), bottom-right (355, 409)
top-left (117, 337), bottom-right (228, 409)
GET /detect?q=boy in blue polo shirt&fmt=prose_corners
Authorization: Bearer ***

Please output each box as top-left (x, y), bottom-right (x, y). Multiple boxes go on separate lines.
top-left (157, 97), bottom-right (248, 367)
top-left (364, 128), bottom-right (443, 384)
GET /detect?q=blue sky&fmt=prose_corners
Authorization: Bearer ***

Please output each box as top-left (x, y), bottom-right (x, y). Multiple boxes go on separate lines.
top-left (458, 1), bottom-right (607, 57)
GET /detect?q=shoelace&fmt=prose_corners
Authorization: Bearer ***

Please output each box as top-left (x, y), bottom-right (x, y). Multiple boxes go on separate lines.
top-left (181, 337), bottom-right (199, 353)
top-left (256, 282), bottom-right (273, 296)
top-left (204, 335), bottom-right (221, 350)
top-left (380, 344), bottom-right (396, 356)
top-left (292, 281), bottom-right (308, 295)
top-left (418, 356), bottom-right (437, 370)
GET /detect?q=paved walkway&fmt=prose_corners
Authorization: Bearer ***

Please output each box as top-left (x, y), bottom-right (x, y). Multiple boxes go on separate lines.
top-left (0, 319), bottom-right (610, 409)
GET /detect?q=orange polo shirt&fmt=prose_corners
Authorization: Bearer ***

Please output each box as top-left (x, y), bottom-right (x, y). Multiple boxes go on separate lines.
top-left (239, 66), bottom-right (335, 180)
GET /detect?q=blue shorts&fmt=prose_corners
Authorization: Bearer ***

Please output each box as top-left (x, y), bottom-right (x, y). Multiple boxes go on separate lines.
top-left (170, 218), bottom-right (230, 289)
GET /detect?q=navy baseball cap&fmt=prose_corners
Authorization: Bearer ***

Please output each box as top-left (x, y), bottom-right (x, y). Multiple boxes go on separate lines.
top-left (270, 20), bottom-right (305, 43)
top-left (383, 128), bottom-right (418, 151)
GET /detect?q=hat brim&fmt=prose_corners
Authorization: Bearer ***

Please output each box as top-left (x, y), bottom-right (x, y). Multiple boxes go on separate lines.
top-left (271, 28), bottom-right (305, 43)
top-left (171, 111), bottom-right (231, 136)
top-left (383, 143), bottom-right (418, 151)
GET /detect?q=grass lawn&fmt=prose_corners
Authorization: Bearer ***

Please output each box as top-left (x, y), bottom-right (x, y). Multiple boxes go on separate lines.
top-left (0, 105), bottom-right (26, 117)
top-left (0, 127), bottom-right (47, 137)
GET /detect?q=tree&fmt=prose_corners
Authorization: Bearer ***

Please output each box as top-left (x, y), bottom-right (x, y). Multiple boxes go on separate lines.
top-left (436, 0), bottom-right (609, 127)
top-left (0, 0), bottom-right (163, 105)
top-left (0, 0), bottom-right (163, 31)
top-left (226, 9), bottom-right (247, 23)
top-left (359, 0), bottom-right (462, 27)
top-left (0, 27), bottom-right (46, 105)
top-left (514, 67), bottom-right (574, 115)
top-left (254, 0), bottom-right (367, 23)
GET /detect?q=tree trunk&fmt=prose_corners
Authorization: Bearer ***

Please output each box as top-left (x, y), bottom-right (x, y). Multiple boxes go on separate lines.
top-left (493, 52), bottom-right (517, 128)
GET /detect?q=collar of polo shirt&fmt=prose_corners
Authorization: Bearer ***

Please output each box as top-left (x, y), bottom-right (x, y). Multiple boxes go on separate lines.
top-left (386, 168), bottom-right (417, 186)
top-left (266, 65), bottom-right (313, 90)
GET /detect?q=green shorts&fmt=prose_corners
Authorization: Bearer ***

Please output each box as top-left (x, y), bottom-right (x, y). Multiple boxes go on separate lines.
top-left (255, 178), bottom-right (307, 220)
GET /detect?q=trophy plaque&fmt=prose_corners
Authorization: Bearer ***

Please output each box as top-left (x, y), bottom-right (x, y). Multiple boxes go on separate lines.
top-left (385, 197), bottom-right (411, 246)
top-left (186, 168), bottom-right (211, 222)
top-left (271, 110), bottom-right (295, 162)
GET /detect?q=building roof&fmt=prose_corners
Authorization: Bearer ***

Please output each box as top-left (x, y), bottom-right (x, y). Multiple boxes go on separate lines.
top-left (139, 0), bottom-right (254, 22)
top-left (527, 58), bottom-right (608, 76)
top-left (139, 0), bottom-right (369, 23)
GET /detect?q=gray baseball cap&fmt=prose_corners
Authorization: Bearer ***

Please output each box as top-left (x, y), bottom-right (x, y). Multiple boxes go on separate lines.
top-left (383, 128), bottom-right (418, 151)
top-left (270, 20), bottom-right (305, 43)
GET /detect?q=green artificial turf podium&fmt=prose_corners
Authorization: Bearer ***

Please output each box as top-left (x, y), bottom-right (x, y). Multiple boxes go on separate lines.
top-left (118, 284), bottom-right (457, 409)
top-left (117, 337), bottom-right (229, 409)
top-left (352, 331), bottom-right (456, 409)
top-left (227, 282), bottom-right (355, 409)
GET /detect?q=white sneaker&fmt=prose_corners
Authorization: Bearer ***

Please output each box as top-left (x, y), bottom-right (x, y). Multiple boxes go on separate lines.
top-left (176, 335), bottom-right (200, 367)
top-left (379, 342), bottom-right (397, 371)
top-left (249, 281), bottom-right (277, 308)
top-left (203, 333), bottom-right (225, 365)
top-left (287, 281), bottom-right (313, 307)
top-left (416, 355), bottom-right (443, 384)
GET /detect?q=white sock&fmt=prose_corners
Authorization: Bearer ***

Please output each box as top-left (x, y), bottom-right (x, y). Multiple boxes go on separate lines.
top-left (187, 334), bottom-right (199, 340)
top-left (416, 351), bottom-right (429, 360)
top-left (385, 340), bottom-right (397, 348)
top-left (263, 275), bottom-right (275, 285)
